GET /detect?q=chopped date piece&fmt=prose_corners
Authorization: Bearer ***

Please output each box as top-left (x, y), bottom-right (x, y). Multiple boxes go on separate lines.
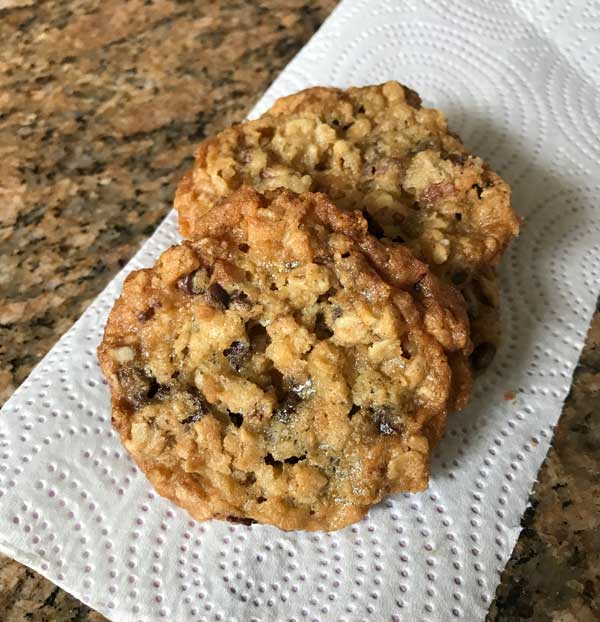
top-left (207, 282), bottom-right (230, 309)
top-left (223, 340), bottom-right (250, 372)
top-left (137, 306), bottom-right (155, 323)
top-left (176, 272), bottom-right (195, 295)
top-left (369, 405), bottom-right (402, 436)
top-left (181, 391), bottom-right (211, 425)
top-left (117, 366), bottom-right (153, 408)
top-left (273, 392), bottom-right (301, 424)
top-left (229, 290), bottom-right (251, 310)
top-left (177, 269), bottom-right (206, 295)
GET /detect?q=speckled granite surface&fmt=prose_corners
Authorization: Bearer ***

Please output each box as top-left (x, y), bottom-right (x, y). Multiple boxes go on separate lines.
top-left (0, 1), bottom-right (598, 620)
top-left (487, 308), bottom-right (600, 622)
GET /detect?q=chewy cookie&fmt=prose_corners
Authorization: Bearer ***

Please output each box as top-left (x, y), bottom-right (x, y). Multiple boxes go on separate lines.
top-left (99, 188), bottom-right (471, 530)
top-left (174, 81), bottom-right (519, 368)
top-left (175, 81), bottom-right (519, 275)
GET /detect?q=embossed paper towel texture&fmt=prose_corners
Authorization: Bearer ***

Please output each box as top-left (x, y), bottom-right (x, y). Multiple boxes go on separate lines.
top-left (1, 1), bottom-right (599, 620)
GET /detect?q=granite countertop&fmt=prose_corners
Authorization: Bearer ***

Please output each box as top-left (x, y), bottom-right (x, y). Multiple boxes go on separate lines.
top-left (0, 1), bottom-right (598, 620)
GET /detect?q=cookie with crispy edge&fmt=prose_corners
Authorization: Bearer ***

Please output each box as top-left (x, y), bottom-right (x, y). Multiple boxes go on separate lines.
top-left (175, 81), bottom-right (519, 370)
top-left (99, 187), bottom-right (472, 531)
top-left (175, 81), bottom-right (519, 273)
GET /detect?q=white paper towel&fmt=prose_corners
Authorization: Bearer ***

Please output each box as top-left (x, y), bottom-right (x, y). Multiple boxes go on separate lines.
top-left (1, 1), bottom-right (599, 620)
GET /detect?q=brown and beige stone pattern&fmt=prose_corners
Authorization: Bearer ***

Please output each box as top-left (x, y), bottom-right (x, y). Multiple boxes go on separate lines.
top-left (0, 1), bottom-right (597, 620)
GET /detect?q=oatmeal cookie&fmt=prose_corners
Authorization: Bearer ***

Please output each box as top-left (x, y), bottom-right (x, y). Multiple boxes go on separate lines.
top-left (99, 188), bottom-right (472, 531)
top-left (175, 81), bottom-right (519, 277)
top-left (175, 82), bottom-right (517, 370)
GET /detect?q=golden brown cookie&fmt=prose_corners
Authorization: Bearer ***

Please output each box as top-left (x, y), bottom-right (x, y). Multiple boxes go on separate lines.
top-left (175, 81), bottom-right (519, 275)
top-left (99, 188), bottom-right (472, 531)
top-left (174, 81), bottom-right (518, 369)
